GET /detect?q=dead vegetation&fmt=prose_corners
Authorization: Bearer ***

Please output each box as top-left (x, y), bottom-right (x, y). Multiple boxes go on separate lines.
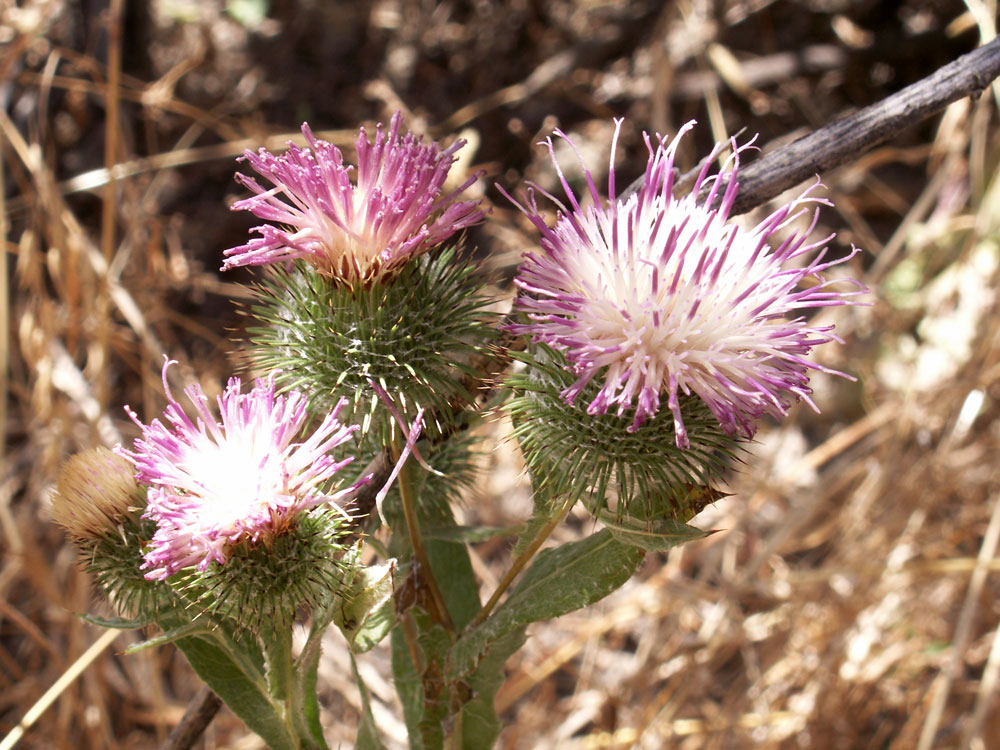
top-left (2, 0), bottom-right (1000, 748)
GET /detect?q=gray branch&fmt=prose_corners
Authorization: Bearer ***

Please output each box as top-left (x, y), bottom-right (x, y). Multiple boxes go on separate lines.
top-left (725, 37), bottom-right (1000, 215)
top-left (158, 686), bottom-right (223, 750)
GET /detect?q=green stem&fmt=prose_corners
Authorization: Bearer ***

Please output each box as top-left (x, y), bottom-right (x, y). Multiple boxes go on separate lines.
top-left (398, 461), bottom-right (456, 635)
top-left (471, 500), bottom-right (574, 628)
top-left (444, 693), bottom-right (464, 750)
top-left (294, 601), bottom-right (337, 749)
top-left (263, 626), bottom-right (294, 705)
top-left (400, 610), bottom-right (426, 675)
top-left (262, 624), bottom-right (322, 749)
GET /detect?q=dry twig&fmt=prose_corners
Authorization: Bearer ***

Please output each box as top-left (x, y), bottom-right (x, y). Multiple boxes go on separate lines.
top-left (725, 37), bottom-right (1000, 214)
top-left (157, 687), bottom-right (224, 750)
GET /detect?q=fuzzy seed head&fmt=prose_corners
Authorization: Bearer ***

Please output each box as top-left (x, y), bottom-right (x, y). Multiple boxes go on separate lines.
top-left (52, 447), bottom-right (142, 541)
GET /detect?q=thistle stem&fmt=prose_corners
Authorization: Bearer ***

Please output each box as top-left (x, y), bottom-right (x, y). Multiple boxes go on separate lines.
top-left (471, 500), bottom-right (574, 628)
top-left (398, 462), bottom-right (456, 634)
top-left (263, 627), bottom-right (294, 703)
top-left (260, 626), bottom-right (299, 744)
top-left (444, 707), bottom-right (463, 750)
top-left (262, 624), bottom-right (328, 749)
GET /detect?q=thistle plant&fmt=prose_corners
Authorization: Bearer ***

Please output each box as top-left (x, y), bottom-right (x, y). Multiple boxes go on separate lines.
top-left (54, 112), bottom-right (864, 750)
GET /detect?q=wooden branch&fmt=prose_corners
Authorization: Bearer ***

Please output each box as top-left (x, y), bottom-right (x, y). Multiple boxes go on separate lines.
top-left (158, 686), bottom-right (223, 750)
top-left (725, 37), bottom-right (1000, 215)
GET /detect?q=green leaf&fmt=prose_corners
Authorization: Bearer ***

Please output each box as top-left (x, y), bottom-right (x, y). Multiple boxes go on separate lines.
top-left (600, 512), bottom-right (713, 551)
top-left (79, 614), bottom-right (145, 629)
top-left (421, 524), bottom-right (523, 544)
top-left (123, 620), bottom-right (213, 654)
top-left (458, 627), bottom-right (526, 750)
top-left (298, 592), bottom-right (348, 750)
top-left (353, 598), bottom-right (396, 654)
top-left (425, 532), bottom-right (480, 632)
top-left (391, 625), bottom-right (425, 750)
top-left (175, 631), bottom-right (297, 750)
top-left (337, 560), bottom-right (397, 653)
top-left (298, 644), bottom-right (327, 750)
top-left (352, 653), bottom-right (389, 750)
top-left (386, 459), bottom-right (485, 748)
top-left (386, 460), bottom-right (482, 630)
top-left (448, 529), bottom-right (644, 681)
top-left (391, 616), bottom-right (452, 750)
top-left (510, 507), bottom-right (560, 560)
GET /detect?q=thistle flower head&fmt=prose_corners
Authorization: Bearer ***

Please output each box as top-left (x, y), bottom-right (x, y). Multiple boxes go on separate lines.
top-left (505, 119), bottom-right (865, 448)
top-left (223, 111), bottom-right (486, 286)
top-left (116, 360), bottom-right (364, 581)
top-left (52, 447), bottom-right (143, 542)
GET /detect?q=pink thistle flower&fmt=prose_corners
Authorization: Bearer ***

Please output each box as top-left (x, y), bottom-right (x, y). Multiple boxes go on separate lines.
top-left (116, 360), bottom-right (366, 580)
top-left (223, 111), bottom-right (486, 285)
top-left (503, 120), bottom-right (866, 448)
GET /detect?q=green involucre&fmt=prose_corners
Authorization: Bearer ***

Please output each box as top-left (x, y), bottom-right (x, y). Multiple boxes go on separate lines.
top-left (505, 345), bottom-right (740, 521)
top-left (169, 507), bottom-right (355, 636)
top-left (86, 514), bottom-right (175, 623)
top-left (248, 247), bottom-right (496, 446)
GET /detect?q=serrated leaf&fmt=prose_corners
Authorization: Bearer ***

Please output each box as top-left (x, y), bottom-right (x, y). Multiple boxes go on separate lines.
top-left (175, 632), bottom-right (297, 750)
top-left (448, 529), bottom-right (644, 681)
top-left (390, 626), bottom-right (425, 749)
top-left (425, 532), bottom-right (481, 632)
top-left (298, 646), bottom-right (327, 750)
top-left (390, 460), bottom-right (482, 630)
top-left (510, 504), bottom-right (563, 559)
top-left (421, 524), bottom-right (523, 544)
top-left (298, 591), bottom-right (349, 749)
top-left (459, 627), bottom-right (526, 750)
top-left (353, 598), bottom-right (396, 654)
top-left (391, 616), bottom-right (452, 750)
top-left (387, 461), bottom-right (484, 749)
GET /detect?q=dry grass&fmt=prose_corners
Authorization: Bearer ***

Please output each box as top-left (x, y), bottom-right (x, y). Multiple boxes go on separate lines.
top-left (2, 1), bottom-right (1000, 748)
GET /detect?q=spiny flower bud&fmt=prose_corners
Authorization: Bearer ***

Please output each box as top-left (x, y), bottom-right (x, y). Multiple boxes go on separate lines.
top-left (52, 447), bottom-right (142, 541)
top-left (248, 246), bottom-right (495, 446)
top-left (52, 448), bottom-right (169, 622)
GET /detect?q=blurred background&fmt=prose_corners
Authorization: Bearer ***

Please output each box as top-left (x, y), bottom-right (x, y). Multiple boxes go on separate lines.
top-left (2, 0), bottom-right (999, 748)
